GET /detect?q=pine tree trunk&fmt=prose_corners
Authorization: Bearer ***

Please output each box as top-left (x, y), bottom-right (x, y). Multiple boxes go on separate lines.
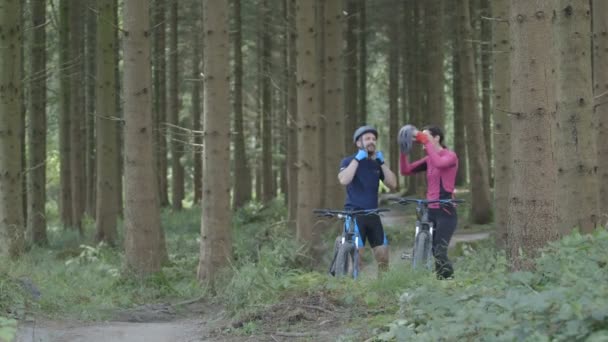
top-left (480, 0), bottom-right (492, 185)
top-left (426, 0), bottom-right (445, 128)
top-left (507, 1), bottom-right (560, 271)
top-left (406, 1), bottom-right (422, 195)
top-left (459, 0), bottom-right (492, 224)
top-left (323, 0), bottom-right (345, 208)
top-left (153, 0), bottom-right (169, 208)
top-left (343, 0), bottom-right (358, 151)
top-left (593, 0), bottom-right (608, 226)
top-left (0, 0), bottom-right (25, 258)
top-left (358, 0), bottom-right (367, 125)
top-left (85, 0), bottom-right (97, 219)
top-left (316, 0), bottom-right (326, 209)
top-left (70, 0), bottom-right (85, 233)
top-left (198, 0), bottom-right (233, 283)
top-left (192, 3), bottom-right (203, 205)
top-left (453, 42), bottom-right (468, 187)
top-left (232, 0), bottom-right (251, 208)
top-left (123, 0), bottom-right (166, 275)
top-left (59, 0), bottom-right (73, 228)
top-left (279, 0), bottom-right (289, 204)
top-left (491, 0), bottom-right (510, 248)
top-left (168, 1), bottom-right (184, 210)
top-left (262, 0), bottom-right (274, 203)
top-left (286, 0), bottom-right (298, 227)
top-left (95, 0), bottom-right (119, 246)
top-left (553, 0), bottom-right (599, 234)
top-left (295, 0), bottom-right (321, 250)
top-left (114, 0), bottom-right (123, 218)
top-left (27, 0), bottom-right (48, 246)
top-left (388, 13), bottom-right (400, 189)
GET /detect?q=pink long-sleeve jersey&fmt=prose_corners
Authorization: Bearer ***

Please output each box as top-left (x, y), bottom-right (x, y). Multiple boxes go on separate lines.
top-left (400, 141), bottom-right (459, 207)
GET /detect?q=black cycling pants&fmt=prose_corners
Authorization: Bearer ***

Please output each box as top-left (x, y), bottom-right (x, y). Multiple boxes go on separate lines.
top-left (428, 206), bottom-right (458, 279)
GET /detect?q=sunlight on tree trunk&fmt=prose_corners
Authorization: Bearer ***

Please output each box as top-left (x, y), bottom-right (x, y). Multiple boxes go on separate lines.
top-left (593, 0), bottom-right (608, 227)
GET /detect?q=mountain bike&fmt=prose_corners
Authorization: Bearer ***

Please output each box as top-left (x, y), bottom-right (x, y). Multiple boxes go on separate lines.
top-left (313, 208), bottom-right (389, 279)
top-left (389, 198), bottom-right (463, 270)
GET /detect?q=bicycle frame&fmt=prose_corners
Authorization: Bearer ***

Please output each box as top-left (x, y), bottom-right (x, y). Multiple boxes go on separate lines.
top-left (314, 208), bottom-right (389, 280)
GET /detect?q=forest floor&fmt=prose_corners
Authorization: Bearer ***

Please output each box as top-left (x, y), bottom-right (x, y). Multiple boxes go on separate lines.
top-left (15, 207), bottom-right (491, 342)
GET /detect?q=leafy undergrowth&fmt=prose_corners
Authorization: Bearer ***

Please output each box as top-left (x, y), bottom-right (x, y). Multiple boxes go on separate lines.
top-left (374, 230), bottom-right (608, 341)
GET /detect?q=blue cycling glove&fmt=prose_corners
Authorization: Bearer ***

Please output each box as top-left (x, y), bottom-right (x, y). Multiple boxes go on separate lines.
top-left (375, 151), bottom-right (385, 165)
top-left (355, 149), bottom-right (368, 161)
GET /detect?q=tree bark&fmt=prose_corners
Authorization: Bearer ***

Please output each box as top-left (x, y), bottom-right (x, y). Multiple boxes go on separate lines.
top-left (95, 0), bottom-right (119, 246)
top-left (425, 0), bottom-right (445, 128)
top-left (123, 0), bottom-right (166, 275)
top-left (59, 0), bottom-right (72, 228)
top-left (458, 0), bottom-right (492, 224)
top-left (197, 0), bottom-right (233, 284)
top-left (0, 0), bottom-right (25, 258)
top-left (358, 0), bottom-right (367, 125)
top-left (343, 0), bottom-right (358, 151)
top-left (168, 1), bottom-right (184, 210)
top-left (323, 0), bottom-right (345, 208)
top-left (295, 0), bottom-right (321, 253)
top-left (261, 0), bottom-right (274, 203)
top-left (491, 0), bottom-right (510, 248)
top-left (286, 0), bottom-right (298, 227)
top-left (192, 2), bottom-right (203, 205)
top-left (480, 0), bottom-right (492, 185)
top-left (507, 1), bottom-right (560, 271)
top-left (70, 0), bottom-right (85, 233)
top-left (85, 0), bottom-right (97, 219)
top-left (593, 0), bottom-right (608, 227)
top-left (553, 0), bottom-right (599, 234)
top-left (27, 0), bottom-right (48, 246)
top-left (388, 12), bottom-right (400, 189)
top-left (153, 0), bottom-right (169, 208)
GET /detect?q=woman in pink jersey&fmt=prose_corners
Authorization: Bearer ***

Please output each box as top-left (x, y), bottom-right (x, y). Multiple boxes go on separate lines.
top-left (400, 125), bottom-right (459, 279)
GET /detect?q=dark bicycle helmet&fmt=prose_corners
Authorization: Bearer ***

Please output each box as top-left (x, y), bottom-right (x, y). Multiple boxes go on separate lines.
top-left (353, 125), bottom-right (378, 143)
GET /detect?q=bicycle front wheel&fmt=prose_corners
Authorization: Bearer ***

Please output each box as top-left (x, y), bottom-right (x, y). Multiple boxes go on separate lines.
top-left (334, 242), bottom-right (355, 277)
top-left (412, 231), bottom-right (432, 270)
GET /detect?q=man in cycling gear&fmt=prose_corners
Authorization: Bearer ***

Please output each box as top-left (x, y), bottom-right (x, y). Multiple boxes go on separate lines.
top-left (338, 126), bottom-right (397, 274)
top-left (400, 125), bottom-right (459, 279)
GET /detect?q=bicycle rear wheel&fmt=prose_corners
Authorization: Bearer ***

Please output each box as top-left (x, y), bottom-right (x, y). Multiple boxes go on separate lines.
top-left (334, 242), bottom-right (355, 277)
top-left (412, 231), bottom-right (432, 270)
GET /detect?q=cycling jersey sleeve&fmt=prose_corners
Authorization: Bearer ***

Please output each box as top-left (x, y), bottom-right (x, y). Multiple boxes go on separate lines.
top-left (422, 142), bottom-right (457, 169)
top-left (400, 152), bottom-right (428, 175)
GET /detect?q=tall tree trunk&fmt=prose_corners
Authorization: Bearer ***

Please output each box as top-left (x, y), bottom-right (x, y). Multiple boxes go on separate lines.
top-left (279, 0), bottom-right (289, 204)
top-left (426, 0), bottom-right (445, 128)
top-left (85, 0), bottom-right (97, 218)
top-left (323, 0), bottom-right (345, 208)
top-left (192, 3), bottom-right (203, 205)
top-left (286, 0), bottom-right (298, 227)
top-left (114, 0), bottom-right (123, 218)
top-left (491, 0), bottom-right (510, 248)
top-left (388, 12), bottom-right (400, 189)
top-left (261, 0), bottom-right (274, 203)
top-left (232, 0), bottom-right (251, 208)
top-left (453, 37), bottom-right (468, 187)
top-left (553, 0), bottom-right (599, 234)
top-left (295, 0), bottom-right (321, 252)
top-left (59, 0), bottom-right (72, 228)
top-left (198, 0), bottom-right (233, 283)
top-left (458, 0), bottom-right (492, 224)
top-left (153, 0), bottom-right (169, 208)
top-left (343, 0), bottom-right (358, 151)
top-left (316, 0), bottom-right (326, 209)
top-left (123, 0), bottom-right (166, 275)
top-left (95, 0), bottom-right (119, 246)
top-left (507, 1), bottom-right (559, 271)
top-left (70, 0), bottom-right (85, 233)
top-left (27, 0), bottom-right (48, 246)
top-left (358, 0), bottom-right (367, 125)
top-left (406, 0), bottom-right (422, 195)
top-left (594, 0), bottom-right (608, 226)
top-left (0, 0), bottom-right (25, 258)
top-left (168, 1), bottom-right (184, 210)
top-left (480, 0), bottom-right (492, 185)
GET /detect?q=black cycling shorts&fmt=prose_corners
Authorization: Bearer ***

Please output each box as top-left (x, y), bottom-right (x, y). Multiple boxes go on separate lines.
top-left (354, 214), bottom-right (388, 249)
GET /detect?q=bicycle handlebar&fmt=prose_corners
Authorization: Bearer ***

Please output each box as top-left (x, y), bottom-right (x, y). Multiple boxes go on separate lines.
top-left (389, 197), bottom-right (464, 206)
top-left (313, 208), bottom-right (390, 218)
